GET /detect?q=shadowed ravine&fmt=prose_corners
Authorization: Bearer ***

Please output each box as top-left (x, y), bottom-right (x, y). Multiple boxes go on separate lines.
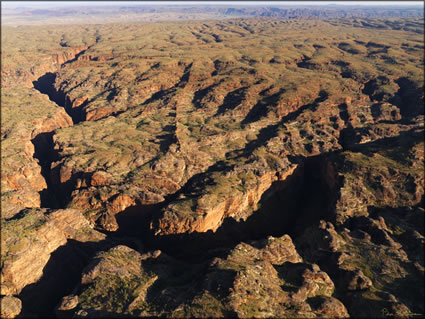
top-left (26, 46), bottom-right (345, 316)
top-left (17, 152), bottom-right (344, 318)
top-left (144, 153), bottom-right (343, 261)
top-left (10, 17), bottom-right (422, 318)
top-left (32, 72), bottom-right (87, 125)
top-left (30, 49), bottom-right (86, 210)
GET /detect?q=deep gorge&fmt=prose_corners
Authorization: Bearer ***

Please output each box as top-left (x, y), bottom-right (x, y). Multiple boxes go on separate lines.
top-left (3, 16), bottom-right (422, 318)
top-left (26, 48), bottom-right (347, 318)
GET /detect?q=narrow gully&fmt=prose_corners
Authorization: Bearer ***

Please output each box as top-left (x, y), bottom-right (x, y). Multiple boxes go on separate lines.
top-left (26, 45), bottom-right (345, 318)
top-left (31, 47), bottom-right (89, 208)
top-left (24, 45), bottom-right (155, 317)
top-left (31, 132), bottom-right (60, 208)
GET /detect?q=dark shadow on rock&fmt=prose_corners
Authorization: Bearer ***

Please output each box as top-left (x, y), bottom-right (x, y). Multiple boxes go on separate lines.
top-left (381, 274), bottom-right (424, 316)
top-left (62, 47), bottom-right (91, 66)
top-left (361, 76), bottom-right (390, 102)
top-left (143, 254), bottom-right (237, 316)
top-left (389, 77), bottom-right (424, 122)
top-left (106, 88), bottom-right (118, 102)
top-left (146, 153), bottom-right (342, 262)
top-left (18, 239), bottom-right (115, 318)
top-left (49, 169), bottom-right (93, 208)
top-left (370, 103), bottom-right (383, 120)
top-left (33, 73), bottom-right (67, 111)
top-left (214, 86), bottom-right (248, 116)
top-left (296, 55), bottom-right (315, 69)
top-left (33, 72), bottom-right (86, 124)
top-left (31, 132), bottom-right (61, 208)
top-left (191, 80), bottom-right (223, 110)
top-left (343, 127), bottom-right (423, 154)
top-left (241, 87), bottom-right (285, 124)
top-left (114, 202), bottom-right (164, 239)
top-left (141, 63), bottom-right (193, 107)
top-left (274, 262), bottom-right (305, 292)
top-left (158, 132), bottom-right (177, 153)
top-left (241, 90), bottom-right (328, 151)
top-left (33, 73), bottom-right (59, 100)
top-left (344, 291), bottom-right (391, 318)
top-left (176, 62), bottom-right (193, 88)
top-left (367, 202), bottom-right (424, 263)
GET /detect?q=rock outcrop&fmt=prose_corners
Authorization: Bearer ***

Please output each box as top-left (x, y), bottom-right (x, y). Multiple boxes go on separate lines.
top-left (0, 296), bottom-right (22, 319)
top-left (1, 88), bottom-right (73, 218)
top-left (1, 208), bottom-right (105, 296)
top-left (59, 235), bottom-right (349, 318)
top-left (1, 16), bottom-right (423, 318)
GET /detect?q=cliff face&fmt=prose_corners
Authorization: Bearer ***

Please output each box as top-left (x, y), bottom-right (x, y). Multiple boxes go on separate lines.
top-left (1, 29), bottom-right (101, 317)
top-left (54, 46), bottom-right (89, 65)
top-left (154, 164), bottom-right (299, 235)
top-left (1, 208), bottom-right (105, 296)
top-left (1, 91), bottom-right (73, 218)
top-left (1, 17), bottom-right (424, 318)
top-left (1, 36), bottom-right (93, 219)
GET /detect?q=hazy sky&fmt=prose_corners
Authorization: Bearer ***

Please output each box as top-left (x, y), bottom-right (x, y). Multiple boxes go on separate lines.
top-left (2, 1), bottom-right (424, 8)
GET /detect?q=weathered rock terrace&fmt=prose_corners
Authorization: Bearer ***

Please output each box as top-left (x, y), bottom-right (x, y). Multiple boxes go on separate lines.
top-left (1, 18), bottom-right (423, 318)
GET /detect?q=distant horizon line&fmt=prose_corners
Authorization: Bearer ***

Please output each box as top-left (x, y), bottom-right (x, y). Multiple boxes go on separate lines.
top-left (2, 1), bottom-right (424, 9)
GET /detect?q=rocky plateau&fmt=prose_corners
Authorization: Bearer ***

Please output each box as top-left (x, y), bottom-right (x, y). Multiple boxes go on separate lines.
top-left (1, 15), bottom-right (424, 318)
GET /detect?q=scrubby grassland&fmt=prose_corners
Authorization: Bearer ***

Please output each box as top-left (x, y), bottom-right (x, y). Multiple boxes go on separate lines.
top-left (1, 16), bottom-right (424, 318)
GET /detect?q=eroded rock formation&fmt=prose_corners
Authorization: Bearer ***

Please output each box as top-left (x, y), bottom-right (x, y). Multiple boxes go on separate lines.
top-left (1, 17), bottom-right (423, 318)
